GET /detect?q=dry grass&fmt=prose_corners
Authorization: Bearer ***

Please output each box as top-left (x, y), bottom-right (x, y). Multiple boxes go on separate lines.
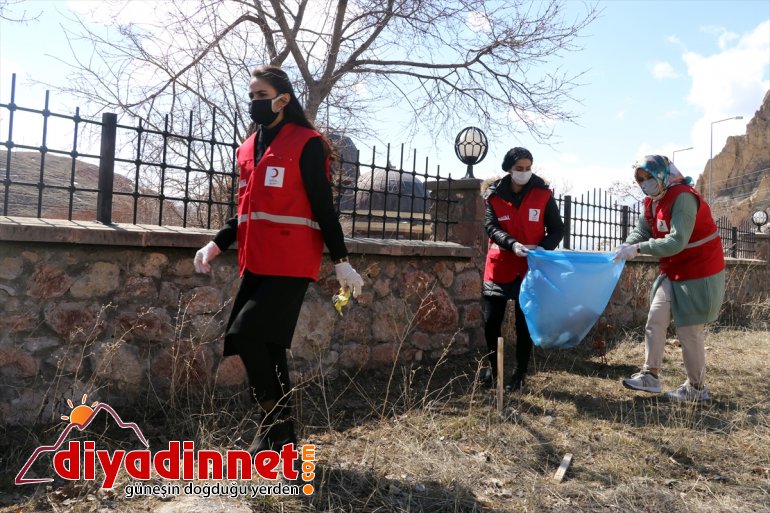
top-left (2, 329), bottom-right (769, 512)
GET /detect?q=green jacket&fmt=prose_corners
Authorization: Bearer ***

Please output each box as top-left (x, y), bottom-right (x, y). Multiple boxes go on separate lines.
top-left (626, 192), bottom-right (725, 326)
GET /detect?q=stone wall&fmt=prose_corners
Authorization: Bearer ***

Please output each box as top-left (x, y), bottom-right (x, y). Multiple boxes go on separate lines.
top-left (0, 217), bottom-right (479, 425)
top-left (1, 191), bottom-right (768, 426)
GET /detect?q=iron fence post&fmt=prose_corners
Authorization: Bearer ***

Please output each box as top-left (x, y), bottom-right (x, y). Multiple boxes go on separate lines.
top-left (97, 112), bottom-right (117, 224)
top-left (563, 195), bottom-right (572, 250)
top-left (731, 227), bottom-right (738, 258)
top-left (621, 205), bottom-right (630, 243)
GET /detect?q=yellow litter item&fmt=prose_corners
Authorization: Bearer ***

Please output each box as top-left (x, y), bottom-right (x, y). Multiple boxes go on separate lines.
top-left (332, 288), bottom-right (351, 316)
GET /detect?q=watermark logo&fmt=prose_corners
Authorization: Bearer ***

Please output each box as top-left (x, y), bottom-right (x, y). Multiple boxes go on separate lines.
top-left (15, 394), bottom-right (317, 497)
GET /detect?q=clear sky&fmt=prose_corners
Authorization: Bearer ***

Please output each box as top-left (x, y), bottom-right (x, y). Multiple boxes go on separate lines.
top-left (1, 0), bottom-right (768, 197)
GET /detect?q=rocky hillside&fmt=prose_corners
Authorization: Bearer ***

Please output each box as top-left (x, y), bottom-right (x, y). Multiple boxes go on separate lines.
top-left (696, 90), bottom-right (770, 226)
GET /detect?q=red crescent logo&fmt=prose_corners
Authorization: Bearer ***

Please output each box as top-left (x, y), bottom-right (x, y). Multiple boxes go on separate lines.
top-left (271, 168), bottom-right (279, 178)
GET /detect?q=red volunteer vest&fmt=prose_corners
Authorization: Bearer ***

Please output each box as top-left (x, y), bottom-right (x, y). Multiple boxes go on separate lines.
top-left (644, 184), bottom-right (724, 281)
top-left (483, 187), bottom-right (552, 283)
top-left (235, 123), bottom-right (328, 279)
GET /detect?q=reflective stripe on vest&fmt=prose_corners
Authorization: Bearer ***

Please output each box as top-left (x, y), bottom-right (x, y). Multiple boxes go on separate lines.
top-left (645, 184), bottom-right (725, 281)
top-left (684, 230), bottom-right (718, 250)
top-left (238, 211), bottom-right (321, 230)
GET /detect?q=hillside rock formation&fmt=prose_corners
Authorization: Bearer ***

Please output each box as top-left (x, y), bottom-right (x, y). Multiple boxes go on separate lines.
top-left (696, 90), bottom-right (770, 227)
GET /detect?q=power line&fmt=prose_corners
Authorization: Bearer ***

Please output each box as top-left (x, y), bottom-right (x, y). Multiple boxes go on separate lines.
top-left (701, 167), bottom-right (769, 187)
top-left (710, 175), bottom-right (770, 195)
top-left (712, 190), bottom-right (769, 203)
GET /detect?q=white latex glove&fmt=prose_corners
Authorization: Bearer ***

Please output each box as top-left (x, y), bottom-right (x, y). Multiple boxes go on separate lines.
top-left (612, 243), bottom-right (639, 261)
top-left (193, 241), bottom-right (221, 273)
top-left (513, 242), bottom-right (530, 257)
top-left (335, 262), bottom-right (364, 298)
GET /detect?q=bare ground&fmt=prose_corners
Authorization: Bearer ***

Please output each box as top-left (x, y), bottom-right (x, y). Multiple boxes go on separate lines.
top-left (2, 328), bottom-right (769, 512)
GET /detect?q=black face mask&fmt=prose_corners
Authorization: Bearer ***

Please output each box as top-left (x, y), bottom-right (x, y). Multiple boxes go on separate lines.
top-left (249, 96), bottom-right (281, 126)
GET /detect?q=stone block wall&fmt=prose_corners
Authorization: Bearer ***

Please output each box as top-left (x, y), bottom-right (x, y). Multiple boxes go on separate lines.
top-left (0, 218), bottom-right (480, 425)
top-left (1, 196), bottom-right (767, 426)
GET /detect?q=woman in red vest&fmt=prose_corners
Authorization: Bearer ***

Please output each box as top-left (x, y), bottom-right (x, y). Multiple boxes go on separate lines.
top-left (193, 66), bottom-right (364, 453)
top-left (481, 147), bottom-right (564, 391)
top-left (614, 155), bottom-right (725, 402)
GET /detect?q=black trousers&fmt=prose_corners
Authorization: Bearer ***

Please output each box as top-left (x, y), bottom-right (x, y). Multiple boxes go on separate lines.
top-left (238, 343), bottom-right (291, 410)
top-left (224, 272), bottom-right (310, 411)
top-left (482, 278), bottom-right (533, 374)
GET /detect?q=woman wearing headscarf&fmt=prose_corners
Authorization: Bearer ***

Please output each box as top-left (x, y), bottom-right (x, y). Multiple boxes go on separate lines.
top-left (193, 66), bottom-right (364, 452)
top-left (614, 155), bottom-right (725, 402)
top-left (480, 147), bottom-right (564, 392)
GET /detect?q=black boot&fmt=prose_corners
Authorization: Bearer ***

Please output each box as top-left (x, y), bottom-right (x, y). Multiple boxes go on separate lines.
top-left (479, 367), bottom-right (496, 389)
top-left (248, 417), bottom-right (297, 455)
top-left (505, 370), bottom-right (525, 392)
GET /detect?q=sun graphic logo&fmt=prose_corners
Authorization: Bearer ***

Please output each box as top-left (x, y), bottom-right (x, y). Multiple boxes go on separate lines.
top-left (16, 392), bottom-right (317, 495)
top-left (61, 394), bottom-right (98, 426)
top-left (15, 393), bottom-right (149, 486)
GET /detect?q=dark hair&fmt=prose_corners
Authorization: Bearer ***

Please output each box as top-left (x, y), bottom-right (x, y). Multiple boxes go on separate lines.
top-left (251, 66), bottom-right (315, 131)
top-left (248, 65), bottom-right (336, 165)
top-left (501, 147), bottom-right (534, 171)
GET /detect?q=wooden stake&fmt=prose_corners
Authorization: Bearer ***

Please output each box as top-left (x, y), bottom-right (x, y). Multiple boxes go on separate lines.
top-left (553, 453), bottom-right (573, 482)
top-left (496, 336), bottom-right (504, 413)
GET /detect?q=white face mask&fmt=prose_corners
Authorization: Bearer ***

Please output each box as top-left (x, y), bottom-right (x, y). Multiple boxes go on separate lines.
top-left (511, 171), bottom-right (532, 185)
top-left (640, 177), bottom-right (662, 197)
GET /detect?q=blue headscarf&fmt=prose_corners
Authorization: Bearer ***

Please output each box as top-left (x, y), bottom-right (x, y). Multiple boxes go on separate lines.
top-left (634, 155), bottom-right (694, 189)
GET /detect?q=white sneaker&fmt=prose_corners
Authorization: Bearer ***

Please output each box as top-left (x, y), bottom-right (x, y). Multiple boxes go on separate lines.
top-left (622, 371), bottom-right (661, 393)
top-left (665, 381), bottom-right (710, 402)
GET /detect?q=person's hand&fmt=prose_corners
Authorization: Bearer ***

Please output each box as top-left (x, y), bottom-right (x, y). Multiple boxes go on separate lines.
top-left (526, 245), bottom-right (544, 252)
top-left (193, 241), bottom-right (221, 273)
top-left (612, 243), bottom-right (639, 261)
top-left (335, 262), bottom-right (364, 298)
top-left (513, 242), bottom-right (530, 257)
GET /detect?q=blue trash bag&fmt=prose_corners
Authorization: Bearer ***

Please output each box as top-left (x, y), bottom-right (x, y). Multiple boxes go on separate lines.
top-left (519, 250), bottom-right (625, 349)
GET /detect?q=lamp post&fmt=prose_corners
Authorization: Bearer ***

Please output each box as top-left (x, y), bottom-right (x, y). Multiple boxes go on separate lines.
top-left (454, 126), bottom-right (488, 179)
top-left (752, 209), bottom-right (768, 233)
top-left (709, 116), bottom-right (743, 203)
top-left (672, 146), bottom-right (693, 163)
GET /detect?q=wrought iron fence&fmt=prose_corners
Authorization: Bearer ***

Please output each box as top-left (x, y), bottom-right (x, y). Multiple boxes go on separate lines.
top-left (0, 74), bottom-right (240, 230)
top-left (554, 190), bottom-right (758, 259)
top-left (715, 216), bottom-right (757, 259)
top-left (0, 74), bottom-right (453, 240)
top-left (554, 190), bottom-right (643, 251)
top-left (332, 142), bottom-right (451, 241)
top-left (0, 73), bottom-right (761, 255)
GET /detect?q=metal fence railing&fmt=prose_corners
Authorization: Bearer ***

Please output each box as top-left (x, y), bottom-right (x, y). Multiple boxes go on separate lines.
top-left (554, 190), bottom-right (758, 259)
top-left (0, 73), bottom-right (453, 239)
top-left (716, 216), bottom-right (757, 259)
top-left (332, 142), bottom-right (452, 242)
top-left (554, 190), bottom-right (643, 251)
top-left (0, 74), bottom-right (240, 230)
top-left (0, 73), bottom-right (761, 254)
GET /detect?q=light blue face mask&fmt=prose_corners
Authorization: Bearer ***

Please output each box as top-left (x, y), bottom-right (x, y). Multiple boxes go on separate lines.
top-left (640, 178), bottom-right (661, 197)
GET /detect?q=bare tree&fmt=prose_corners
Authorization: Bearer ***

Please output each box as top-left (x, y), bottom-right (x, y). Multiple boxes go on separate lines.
top-left (0, 0), bottom-right (41, 22)
top-left (608, 179), bottom-right (645, 204)
top-left (58, 0), bottom-right (598, 140)
top-left (51, 0), bottom-right (598, 227)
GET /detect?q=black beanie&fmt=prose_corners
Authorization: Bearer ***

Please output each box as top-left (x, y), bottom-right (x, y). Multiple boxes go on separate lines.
top-left (501, 147), bottom-right (533, 171)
